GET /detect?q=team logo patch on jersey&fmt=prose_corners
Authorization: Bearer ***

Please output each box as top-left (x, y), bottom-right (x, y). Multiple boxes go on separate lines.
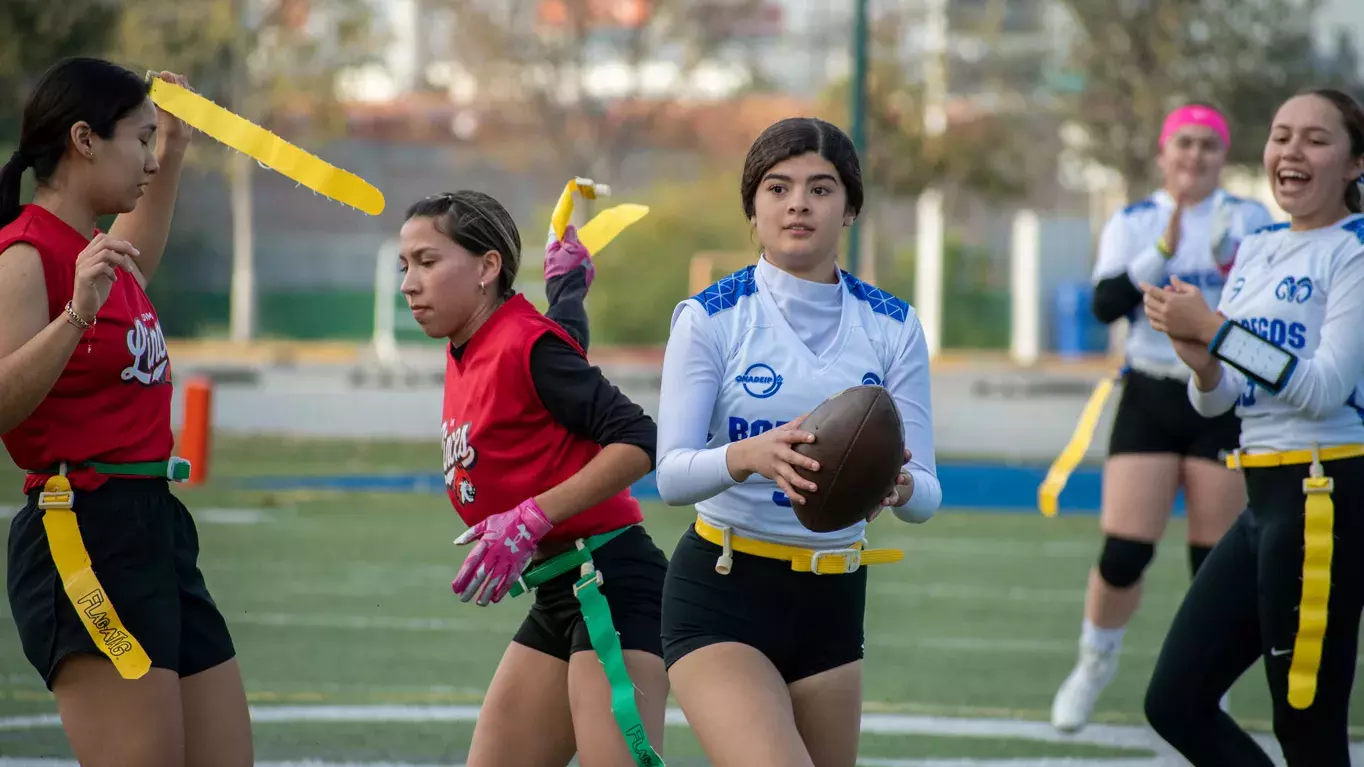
top-left (121, 313), bottom-right (171, 386)
top-left (736, 362), bottom-right (783, 398)
top-left (441, 419), bottom-right (479, 507)
top-left (862, 372), bottom-right (882, 385)
top-left (1275, 276), bottom-right (1313, 304)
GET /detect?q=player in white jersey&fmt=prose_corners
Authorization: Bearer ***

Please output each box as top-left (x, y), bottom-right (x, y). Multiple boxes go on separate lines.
top-left (654, 117), bottom-right (941, 766)
top-left (1140, 88), bottom-right (1364, 766)
top-left (1052, 103), bottom-right (1276, 733)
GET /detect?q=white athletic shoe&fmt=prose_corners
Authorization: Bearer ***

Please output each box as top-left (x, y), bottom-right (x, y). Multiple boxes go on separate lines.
top-left (1051, 639), bottom-right (1119, 733)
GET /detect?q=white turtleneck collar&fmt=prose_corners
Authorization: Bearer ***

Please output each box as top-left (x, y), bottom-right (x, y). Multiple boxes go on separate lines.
top-left (754, 254), bottom-right (844, 358)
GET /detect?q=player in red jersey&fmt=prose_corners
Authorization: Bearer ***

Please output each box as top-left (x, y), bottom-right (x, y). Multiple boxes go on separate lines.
top-left (398, 190), bottom-right (667, 767)
top-left (0, 58), bottom-right (252, 766)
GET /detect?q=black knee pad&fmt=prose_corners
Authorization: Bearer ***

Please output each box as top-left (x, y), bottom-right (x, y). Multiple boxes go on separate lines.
top-left (1189, 544), bottom-right (1213, 577)
top-left (1098, 536), bottom-right (1155, 588)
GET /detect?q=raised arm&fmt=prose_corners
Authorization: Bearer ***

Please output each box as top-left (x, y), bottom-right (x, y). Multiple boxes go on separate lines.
top-left (107, 72), bottom-right (191, 284)
top-left (544, 267), bottom-right (590, 350)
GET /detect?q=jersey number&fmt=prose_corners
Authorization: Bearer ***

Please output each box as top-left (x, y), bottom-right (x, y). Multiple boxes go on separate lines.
top-left (1238, 379), bottom-right (1257, 408)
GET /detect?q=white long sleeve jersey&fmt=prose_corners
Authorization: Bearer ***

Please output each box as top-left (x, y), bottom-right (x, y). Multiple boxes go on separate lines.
top-left (1092, 189), bottom-right (1275, 368)
top-left (1189, 214), bottom-right (1364, 452)
top-left (654, 256), bottom-right (942, 549)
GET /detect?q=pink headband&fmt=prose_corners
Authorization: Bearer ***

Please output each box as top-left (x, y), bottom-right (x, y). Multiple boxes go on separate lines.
top-left (1159, 105), bottom-right (1230, 149)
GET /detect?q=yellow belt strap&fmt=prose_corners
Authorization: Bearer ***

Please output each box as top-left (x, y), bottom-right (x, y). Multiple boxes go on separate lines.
top-left (1291, 471), bottom-right (1333, 710)
top-left (1223, 444), bottom-right (1360, 710)
top-left (1039, 376), bottom-right (1117, 517)
top-left (693, 516), bottom-right (903, 574)
top-left (38, 475), bottom-right (152, 680)
top-left (1223, 444), bottom-right (1364, 469)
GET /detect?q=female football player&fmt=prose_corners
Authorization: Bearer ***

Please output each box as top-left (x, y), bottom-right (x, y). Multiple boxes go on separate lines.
top-left (1142, 87), bottom-right (1364, 766)
top-left (655, 116), bottom-right (941, 767)
top-left (397, 191), bottom-right (667, 766)
top-left (2, 58), bottom-right (253, 766)
top-left (1052, 103), bottom-right (1275, 733)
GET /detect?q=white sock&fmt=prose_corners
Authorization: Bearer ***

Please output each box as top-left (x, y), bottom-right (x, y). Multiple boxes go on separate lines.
top-left (1082, 618), bottom-right (1125, 654)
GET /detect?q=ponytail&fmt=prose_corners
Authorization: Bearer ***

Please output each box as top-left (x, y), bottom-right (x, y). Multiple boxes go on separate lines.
top-left (1, 58), bottom-right (150, 230)
top-left (0, 151), bottom-right (28, 229)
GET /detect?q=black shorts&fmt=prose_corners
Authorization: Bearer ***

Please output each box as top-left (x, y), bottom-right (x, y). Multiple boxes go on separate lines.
top-left (512, 524), bottom-right (667, 661)
top-left (7, 479), bottom-right (237, 690)
top-left (661, 525), bottom-right (867, 684)
top-left (1108, 370), bottom-right (1241, 461)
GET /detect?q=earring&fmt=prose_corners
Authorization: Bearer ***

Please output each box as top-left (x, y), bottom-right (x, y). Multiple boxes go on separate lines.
top-left (478, 281), bottom-right (486, 295)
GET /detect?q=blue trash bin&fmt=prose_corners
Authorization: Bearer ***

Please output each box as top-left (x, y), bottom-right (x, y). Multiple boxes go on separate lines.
top-left (1052, 281), bottom-right (1106, 358)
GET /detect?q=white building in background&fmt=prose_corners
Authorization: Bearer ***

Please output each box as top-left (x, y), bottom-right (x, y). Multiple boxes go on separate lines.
top-left (336, 0), bottom-right (777, 106)
top-left (334, 0), bottom-right (1364, 103)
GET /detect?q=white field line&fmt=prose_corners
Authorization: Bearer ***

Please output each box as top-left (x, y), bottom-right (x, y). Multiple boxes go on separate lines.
top-left (3, 705), bottom-right (1360, 766)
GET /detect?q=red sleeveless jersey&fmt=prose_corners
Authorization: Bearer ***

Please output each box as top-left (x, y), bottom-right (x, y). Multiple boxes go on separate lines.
top-left (0, 205), bottom-right (175, 493)
top-left (441, 294), bottom-right (643, 543)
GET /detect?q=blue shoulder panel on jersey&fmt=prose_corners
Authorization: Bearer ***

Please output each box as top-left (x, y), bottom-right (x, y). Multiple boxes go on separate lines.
top-left (1251, 221), bottom-right (1290, 236)
top-left (691, 265), bottom-right (758, 316)
top-left (1341, 216), bottom-right (1364, 244)
top-left (842, 271), bottom-right (909, 323)
top-left (1122, 198), bottom-right (1156, 215)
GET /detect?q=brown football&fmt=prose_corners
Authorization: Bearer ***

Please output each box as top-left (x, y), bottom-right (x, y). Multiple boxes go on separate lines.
top-left (790, 385), bottom-right (905, 533)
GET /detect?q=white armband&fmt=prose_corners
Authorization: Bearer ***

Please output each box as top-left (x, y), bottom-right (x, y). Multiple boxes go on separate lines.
top-left (1209, 320), bottom-right (1297, 394)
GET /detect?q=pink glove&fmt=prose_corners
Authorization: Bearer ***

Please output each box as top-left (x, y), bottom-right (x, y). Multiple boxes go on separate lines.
top-left (451, 498), bottom-right (554, 606)
top-left (545, 224), bottom-right (595, 287)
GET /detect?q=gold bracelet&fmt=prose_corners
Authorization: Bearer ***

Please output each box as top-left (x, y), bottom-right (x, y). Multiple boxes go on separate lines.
top-left (64, 301), bottom-right (94, 331)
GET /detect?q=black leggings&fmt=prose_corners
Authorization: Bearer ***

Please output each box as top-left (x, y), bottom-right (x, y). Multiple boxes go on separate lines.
top-left (1144, 456), bottom-right (1364, 766)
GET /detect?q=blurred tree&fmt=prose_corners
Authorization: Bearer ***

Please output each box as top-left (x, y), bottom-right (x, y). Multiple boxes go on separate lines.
top-left (0, 0), bottom-right (122, 145)
top-left (572, 168), bottom-right (752, 345)
top-left (0, 0), bottom-right (379, 155)
top-left (111, 0), bottom-right (382, 341)
top-left (0, 0), bottom-right (382, 341)
top-left (1057, 0), bottom-right (1364, 199)
top-left (111, 0), bottom-right (381, 168)
top-left (430, 0), bottom-right (769, 180)
top-left (816, 3), bottom-right (1031, 203)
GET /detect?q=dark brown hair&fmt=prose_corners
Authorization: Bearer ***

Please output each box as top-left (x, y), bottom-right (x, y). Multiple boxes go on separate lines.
top-left (0, 57), bottom-right (151, 228)
top-left (740, 117), bottom-right (864, 219)
top-left (404, 190), bottom-right (521, 298)
top-left (1295, 88), bottom-right (1364, 213)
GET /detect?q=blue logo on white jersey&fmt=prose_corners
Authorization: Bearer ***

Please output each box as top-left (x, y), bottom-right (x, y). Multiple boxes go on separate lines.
top-left (1230, 277), bottom-right (1245, 299)
top-left (736, 363), bottom-right (783, 398)
top-left (1238, 317), bottom-right (1307, 350)
top-left (1274, 276), bottom-right (1313, 304)
top-left (728, 416), bottom-right (788, 440)
top-left (862, 372), bottom-right (882, 385)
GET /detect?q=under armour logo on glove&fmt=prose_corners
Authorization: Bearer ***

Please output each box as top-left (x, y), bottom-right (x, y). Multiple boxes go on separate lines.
top-left (500, 524), bottom-right (534, 555)
top-left (452, 498), bottom-right (554, 606)
top-left (544, 224), bottom-right (595, 287)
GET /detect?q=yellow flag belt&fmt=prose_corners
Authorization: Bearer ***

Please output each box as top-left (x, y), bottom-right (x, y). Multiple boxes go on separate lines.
top-left (147, 76), bottom-right (385, 216)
